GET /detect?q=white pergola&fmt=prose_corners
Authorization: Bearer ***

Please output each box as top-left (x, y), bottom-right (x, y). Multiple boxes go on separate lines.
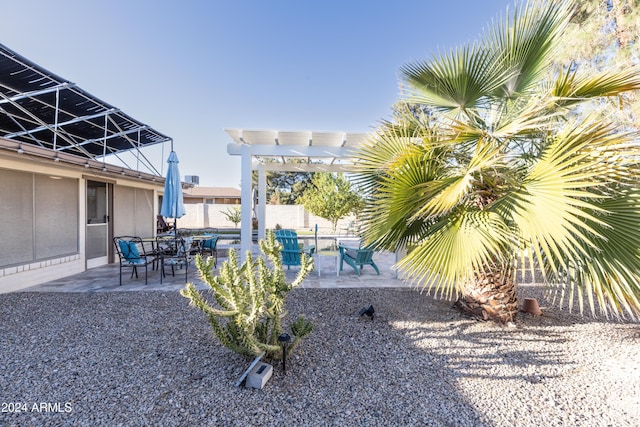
top-left (225, 128), bottom-right (369, 256)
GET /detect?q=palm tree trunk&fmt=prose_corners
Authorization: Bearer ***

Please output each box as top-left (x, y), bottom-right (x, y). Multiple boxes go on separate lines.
top-left (454, 268), bottom-right (518, 323)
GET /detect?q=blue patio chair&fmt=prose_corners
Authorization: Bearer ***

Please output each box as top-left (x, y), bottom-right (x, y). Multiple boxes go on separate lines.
top-left (338, 242), bottom-right (380, 276)
top-left (156, 235), bottom-right (193, 283)
top-left (274, 229), bottom-right (315, 269)
top-left (113, 236), bottom-right (156, 286)
top-left (199, 235), bottom-right (219, 268)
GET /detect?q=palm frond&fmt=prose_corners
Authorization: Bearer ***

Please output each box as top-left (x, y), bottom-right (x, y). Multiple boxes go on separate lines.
top-left (401, 43), bottom-right (512, 116)
top-left (553, 65), bottom-right (640, 107)
top-left (496, 119), bottom-right (640, 281)
top-left (486, 0), bottom-right (572, 97)
top-left (413, 138), bottom-right (503, 219)
top-left (397, 208), bottom-right (514, 298)
top-left (354, 126), bottom-right (448, 250)
top-left (550, 190), bottom-right (640, 320)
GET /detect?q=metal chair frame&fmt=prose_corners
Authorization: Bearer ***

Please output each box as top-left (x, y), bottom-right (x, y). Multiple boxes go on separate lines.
top-left (113, 236), bottom-right (156, 286)
top-left (199, 235), bottom-right (219, 268)
top-left (156, 236), bottom-right (192, 283)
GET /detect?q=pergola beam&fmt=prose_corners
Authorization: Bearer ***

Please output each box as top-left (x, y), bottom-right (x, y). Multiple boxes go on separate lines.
top-left (252, 162), bottom-right (354, 172)
top-left (227, 143), bottom-right (355, 158)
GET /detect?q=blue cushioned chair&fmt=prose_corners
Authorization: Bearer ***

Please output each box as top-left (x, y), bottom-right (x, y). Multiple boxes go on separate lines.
top-left (274, 229), bottom-right (315, 269)
top-left (200, 235), bottom-right (219, 268)
top-left (113, 236), bottom-right (156, 285)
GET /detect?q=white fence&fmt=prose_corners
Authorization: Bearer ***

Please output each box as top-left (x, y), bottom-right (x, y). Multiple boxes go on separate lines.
top-left (178, 203), bottom-right (357, 234)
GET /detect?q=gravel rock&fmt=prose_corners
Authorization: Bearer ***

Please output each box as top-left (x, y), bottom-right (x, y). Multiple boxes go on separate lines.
top-left (0, 287), bottom-right (639, 426)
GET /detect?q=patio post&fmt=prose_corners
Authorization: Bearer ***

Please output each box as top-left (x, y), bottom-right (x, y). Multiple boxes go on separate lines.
top-left (258, 163), bottom-right (267, 241)
top-left (240, 143), bottom-right (253, 260)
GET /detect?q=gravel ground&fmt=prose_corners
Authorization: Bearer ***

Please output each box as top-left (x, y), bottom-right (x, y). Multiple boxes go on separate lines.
top-left (1, 286), bottom-right (639, 427)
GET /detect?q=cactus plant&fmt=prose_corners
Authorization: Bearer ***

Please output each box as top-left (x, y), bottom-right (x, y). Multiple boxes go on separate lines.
top-left (181, 230), bottom-right (314, 360)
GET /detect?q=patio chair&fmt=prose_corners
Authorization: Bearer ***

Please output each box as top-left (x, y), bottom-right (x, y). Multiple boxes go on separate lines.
top-left (157, 235), bottom-right (193, 283)
top-left (338, 243), bottom-right (380, 276)
top-left (199, 235), bottom-right (219, 268)
top-left (274, 229), bottom-right (315, 269)
top-left (156, 215), bottom-right (174, 234)
top-left (113, 236), bottom-right (156, 286)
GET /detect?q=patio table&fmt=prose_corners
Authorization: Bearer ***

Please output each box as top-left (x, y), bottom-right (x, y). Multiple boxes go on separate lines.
top-left (315, 250), bottom-right (339, 277)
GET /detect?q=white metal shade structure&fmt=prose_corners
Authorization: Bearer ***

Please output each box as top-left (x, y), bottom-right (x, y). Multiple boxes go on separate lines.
top-left (226, 129), bottom-right (369, 257)
top-left (0, 43), bottom-right (171, 174)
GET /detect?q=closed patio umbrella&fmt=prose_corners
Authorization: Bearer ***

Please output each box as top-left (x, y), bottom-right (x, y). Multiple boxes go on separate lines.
top-left (160, 150), bottom-right (185, 236)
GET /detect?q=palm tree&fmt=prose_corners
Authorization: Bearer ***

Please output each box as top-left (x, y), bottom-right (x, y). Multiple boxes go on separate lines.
top-left (354, 0), bottom-right (640, 322)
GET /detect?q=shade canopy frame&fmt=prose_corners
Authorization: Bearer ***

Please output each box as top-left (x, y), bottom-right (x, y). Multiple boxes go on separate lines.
top-left (0, 43), bottom-right (171, 176)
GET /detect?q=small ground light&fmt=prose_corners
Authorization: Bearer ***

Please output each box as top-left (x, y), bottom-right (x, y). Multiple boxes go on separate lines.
top-left (359, 305), bottom-right (375, 320)
top-left (278, 333), bottom-right (291, 373)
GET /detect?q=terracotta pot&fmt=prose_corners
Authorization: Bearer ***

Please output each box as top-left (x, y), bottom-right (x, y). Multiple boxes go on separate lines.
top-left (522, 298), bottom-right (542, 316)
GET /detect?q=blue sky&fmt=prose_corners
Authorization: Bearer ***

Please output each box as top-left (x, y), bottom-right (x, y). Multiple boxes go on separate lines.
top-left (2, 0), bottom-right (514, 188)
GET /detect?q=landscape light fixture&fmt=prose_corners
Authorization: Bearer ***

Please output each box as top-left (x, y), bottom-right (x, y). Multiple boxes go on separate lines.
top-left (359, 305), bottom-right (375, 320)
top-left (17, 144), bottom-right (24, 154)
top-left (54, 155), bottom-right (60, 162)
top-left (278, 333), bottom-right (291, 374)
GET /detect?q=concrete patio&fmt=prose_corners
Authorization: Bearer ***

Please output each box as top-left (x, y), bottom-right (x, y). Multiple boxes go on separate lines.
top-left (22, 249), bottom-right (410, 293)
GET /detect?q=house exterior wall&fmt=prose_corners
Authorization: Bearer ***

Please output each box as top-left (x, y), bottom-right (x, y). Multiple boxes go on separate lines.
top-left (113, 185), bottom-right (155, 237)
top-left (0, 150), bottom-right (162, 293)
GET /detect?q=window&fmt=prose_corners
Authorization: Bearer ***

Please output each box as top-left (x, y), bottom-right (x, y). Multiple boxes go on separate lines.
top-left (0, 169), bottom-right (79, 267)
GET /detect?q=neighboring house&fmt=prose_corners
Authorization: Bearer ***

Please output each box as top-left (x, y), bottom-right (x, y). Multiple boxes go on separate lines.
top-left (0, 43), bottom-right (173, 293)
top-left (175, 186), bottom-right (242, 229)
top-left (182, 186), bottom-right (241, 205)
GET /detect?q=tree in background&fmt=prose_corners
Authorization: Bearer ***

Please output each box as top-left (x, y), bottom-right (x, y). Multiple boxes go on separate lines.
top-left (298, 173), bottom-right (362, 232)
top-left (252, 159), bottom-right (315, 205)
top-left (354, 0), bottom-right (640, 322)
top-left (556, 0), bottom-right (640, 128)
top-left (221, 205), bottom-right (242, 227)
top-left (561, 0), bottom-right (639, 63)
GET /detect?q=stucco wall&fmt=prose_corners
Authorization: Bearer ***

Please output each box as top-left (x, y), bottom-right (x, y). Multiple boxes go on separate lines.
top-left (179, 203), bottom-right (357, 233)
